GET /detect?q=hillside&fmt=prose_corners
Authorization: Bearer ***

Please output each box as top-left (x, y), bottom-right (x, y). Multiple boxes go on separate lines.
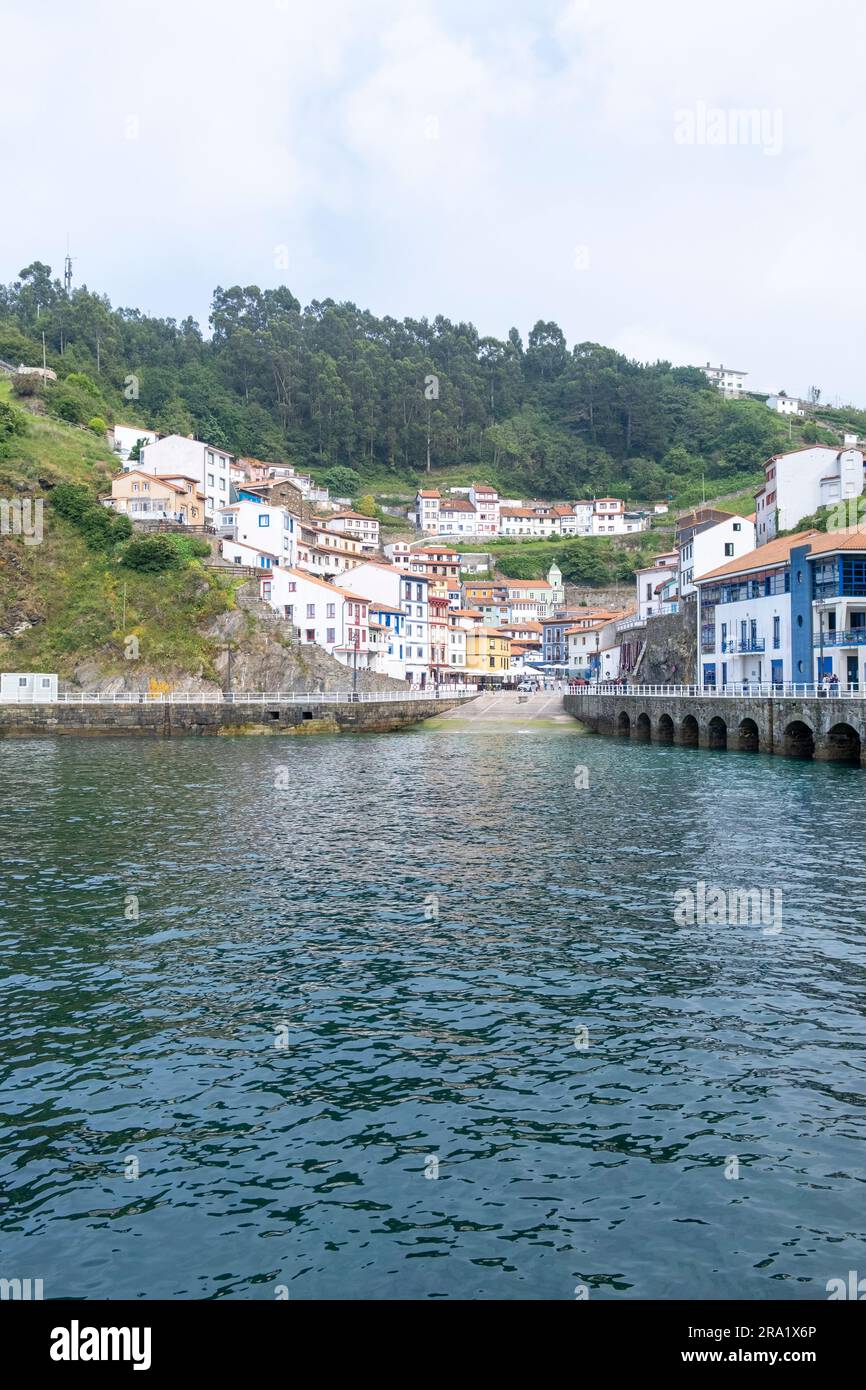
top-left (0, 385), bottom-right (400, 692)
top-left (2, 261), bottom-right (857, 509)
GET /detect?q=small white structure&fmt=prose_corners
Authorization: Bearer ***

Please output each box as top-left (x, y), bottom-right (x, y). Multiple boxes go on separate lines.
top-left (17, 363), bottom-right (57, 382)
top-left (767, 393), bottom-right (805, 417)
top-left (1, 672), bottom-right (58, 701)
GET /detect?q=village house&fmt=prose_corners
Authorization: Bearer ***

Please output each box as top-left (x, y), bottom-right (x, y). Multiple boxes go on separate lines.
top-left (677, 510), bottom-right (755, 598)
top-left (257, 567), bottom-right (372, 669)
top-left (339, 561), bottom-right (431, 685)
top-left (754, 446), bottom-right (865, 544)
top-left (635, 550), bottom-right (680, 620)
top-left (138, 434), bottom-right (232, 520)
top-left (108, 469), bottom-right (206, 525)
top-left (465, 627), bottom-right (511, 683)
top-left (323, 510), bottom-right (380, 549)
top-left (218, 500), bottom-right (297, 568)
top-left (695, 527), bottom-right (866, 691)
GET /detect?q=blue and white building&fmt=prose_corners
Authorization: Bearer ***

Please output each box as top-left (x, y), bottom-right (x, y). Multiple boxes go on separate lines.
top-left (696, 528), bottom-right (866, 690)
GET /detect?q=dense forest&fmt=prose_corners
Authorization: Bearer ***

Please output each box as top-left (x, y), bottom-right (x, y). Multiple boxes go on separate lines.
top-left (0, 260), bottom-right (834, 502)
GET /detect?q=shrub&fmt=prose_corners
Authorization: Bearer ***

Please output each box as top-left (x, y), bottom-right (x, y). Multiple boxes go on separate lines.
top-left (88, 416), bottom-right (108, 435)
top-left (50, 482), bottom-right (131, 550)
top-left (121, 535), bottom-right (183, 573)
top-left (0, 399), bottom-right (27, 454)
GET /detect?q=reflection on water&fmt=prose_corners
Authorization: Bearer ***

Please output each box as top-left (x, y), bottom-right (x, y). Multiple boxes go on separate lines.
top-left (0, 729), bottom-right (864, 1299)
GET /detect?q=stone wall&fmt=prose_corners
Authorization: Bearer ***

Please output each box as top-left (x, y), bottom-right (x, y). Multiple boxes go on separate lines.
top-left (564, 690), bottom-right (866, 764)
top-left (0, 696), bottom-right (467, 738)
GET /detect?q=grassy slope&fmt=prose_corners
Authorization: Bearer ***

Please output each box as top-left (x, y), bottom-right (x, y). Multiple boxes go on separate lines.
top-left (0, 381), bottom-right (238, 680)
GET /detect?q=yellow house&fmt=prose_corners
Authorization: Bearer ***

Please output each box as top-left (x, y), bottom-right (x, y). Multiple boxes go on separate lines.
top-left (109, 469), bottom-right (206, 524)
top-left (465, 627), bottom-right (511, 682)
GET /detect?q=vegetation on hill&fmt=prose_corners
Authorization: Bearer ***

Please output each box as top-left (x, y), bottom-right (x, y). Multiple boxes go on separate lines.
top-left (2, 260), bottom-right (850, 507)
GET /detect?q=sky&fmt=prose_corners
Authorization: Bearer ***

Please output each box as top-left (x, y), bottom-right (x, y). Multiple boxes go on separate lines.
top-left (3, 0), bottom-right (866, 403)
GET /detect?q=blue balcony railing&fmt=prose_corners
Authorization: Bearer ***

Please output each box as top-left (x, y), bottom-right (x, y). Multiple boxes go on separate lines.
top-left (722, 638), bottom-right (765, 653)
top-left (814, 628), bottom-right (866, 646)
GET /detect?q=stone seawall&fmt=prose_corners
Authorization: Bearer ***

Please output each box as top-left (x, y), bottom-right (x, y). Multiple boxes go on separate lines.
top-left (0, 697), bottom-right (468, 738)
top-left (564, 691), bottom-right (866, 765)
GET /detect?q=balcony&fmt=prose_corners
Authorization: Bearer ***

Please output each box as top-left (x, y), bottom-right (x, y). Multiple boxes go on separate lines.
top-left (814, 628), bottom-right (866, 646)
top-left (722, 638), bottom-right (765, 654)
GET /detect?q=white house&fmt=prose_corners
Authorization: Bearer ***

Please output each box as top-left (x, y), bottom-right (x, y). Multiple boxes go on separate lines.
top-left (112, 423), bottom-right (159, 463)
top-left (218, 501), bottom-right (297, 568)
top-left (679, 512), bottom-right (755, 598)
top-left (139, 435), bottom-right (233, 519)
top-left (468, 483), bottom-right (500, 536)
top-left (323, 510), bottom-right (380, 549)
top-left (415, 489), bottom-right (442, 532)
top-left (766, 393), bottom-right (805, 417)
top-left (754, 446), bottom-right (865, 544)
top-left (703, 362), bottom-right (747, 397)
top-left (339, 561), bottom-right (431, 686)
top-left (258, 567), bottom-right (372, 668)
top-left (635, 551), bottom-right (679, 620)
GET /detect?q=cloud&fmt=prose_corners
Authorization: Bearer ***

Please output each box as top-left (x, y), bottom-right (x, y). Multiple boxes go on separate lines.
top-left (0, 0), bottom-right (864, 399)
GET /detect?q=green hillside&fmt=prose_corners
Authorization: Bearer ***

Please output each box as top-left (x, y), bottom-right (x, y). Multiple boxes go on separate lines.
top-left (2, 260), bottom-right (856, 507)
top-left (0, 380), bottom-right (240, 682)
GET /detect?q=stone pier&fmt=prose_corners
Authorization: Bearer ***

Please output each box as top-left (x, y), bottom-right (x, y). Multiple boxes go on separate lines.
top-left (564, 690), bottom-right (866, 765)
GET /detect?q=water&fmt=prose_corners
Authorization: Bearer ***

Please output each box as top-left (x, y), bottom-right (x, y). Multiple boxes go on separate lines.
top-left (1, 725), bottom-right (864, 1300)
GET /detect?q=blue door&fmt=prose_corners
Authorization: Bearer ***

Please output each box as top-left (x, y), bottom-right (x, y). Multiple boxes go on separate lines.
top-left (771, 659), bottom-right (783, 687)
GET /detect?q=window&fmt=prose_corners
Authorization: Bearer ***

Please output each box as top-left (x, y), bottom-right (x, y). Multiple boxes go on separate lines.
top-left (326, 628), bottom-right (336, 643)
top-left (733, 522), bottom-right (741, 531)
top-left (773, 617), bottom-right (780, 649)
top-left (258, 514), bottom-right (270, 527)
top-left (287, 581), bottom-right (297, 592)
top-left (724, 543), bottom-right (734, 557)
top-left (18, 676), bottom-right (26, 686)
top-left (326, 603), bottom-right (335, 619)
top-left (306, 603), bottom-right (315, 619)
top-left (261, 581), bottom-right (272, 600)
top-left (208, 474), bottom-right (215, 487)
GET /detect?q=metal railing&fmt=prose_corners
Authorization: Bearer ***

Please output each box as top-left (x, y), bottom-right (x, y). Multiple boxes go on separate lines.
top-left (814, 629), bottom-right (866, 647)
top-left (0, 686), bottom-right (479, 706)
top-left (573, 682), bottom-right (864, 701)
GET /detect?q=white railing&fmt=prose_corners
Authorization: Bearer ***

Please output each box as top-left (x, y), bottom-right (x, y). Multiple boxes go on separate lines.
top-left (0, 685), bottom-right (479, 706)
top-left (571, 682), bottom-right (865, 701)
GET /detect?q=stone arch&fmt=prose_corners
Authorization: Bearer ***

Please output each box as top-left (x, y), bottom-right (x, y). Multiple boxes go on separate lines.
top-left (820, 721), bottom-right (862, 764)
top-left (680, 713), bottom-right (699, 747)
top-left (783, 719), bottom-right (815, 759)
top-left (657, 712), bottom-right (674, 744)
top-left (707, 715), bottom-right (727, 750)
top-left (737, 716), bottom-right (760, 753)
top-left (634, 711), bottom-right (652, 742)
top-left (616, 710), bottom-right (631, 736)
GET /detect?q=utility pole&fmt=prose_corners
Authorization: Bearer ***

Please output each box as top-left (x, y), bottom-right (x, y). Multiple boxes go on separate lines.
top-left (42, 332), bottom-right (47, 371)
top-left (121, 582), bottom-right (127, 632)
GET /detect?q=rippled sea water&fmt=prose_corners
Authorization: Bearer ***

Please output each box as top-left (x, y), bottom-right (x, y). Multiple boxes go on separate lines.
top-left (1, 723), bottom-right (865, 1300)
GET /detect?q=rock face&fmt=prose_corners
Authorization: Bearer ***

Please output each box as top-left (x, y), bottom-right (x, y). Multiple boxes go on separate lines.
top-left (636, 609), bottom-right (696, 684)
top-left (70, 583), bottom-right (408, 695)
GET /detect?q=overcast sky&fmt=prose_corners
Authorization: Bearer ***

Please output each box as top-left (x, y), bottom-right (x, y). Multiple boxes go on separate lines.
top-left (3, 0), bottom-right (865, 402)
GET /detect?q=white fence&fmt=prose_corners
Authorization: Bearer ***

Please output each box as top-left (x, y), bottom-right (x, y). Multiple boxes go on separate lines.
top-left (0, 685), bottom-right (479, 706)
top-left (581, 682), bottom-right (865, 701)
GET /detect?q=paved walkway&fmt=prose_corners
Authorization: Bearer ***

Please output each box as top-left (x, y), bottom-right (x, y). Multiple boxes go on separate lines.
top-left (438, 690), bottom-right (573, 722)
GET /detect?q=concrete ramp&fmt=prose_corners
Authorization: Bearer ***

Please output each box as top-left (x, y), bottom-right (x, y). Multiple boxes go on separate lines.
top-left (437, 690), bottom-right (574, 723)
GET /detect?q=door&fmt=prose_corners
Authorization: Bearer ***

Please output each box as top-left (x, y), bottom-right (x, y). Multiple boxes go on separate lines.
top-left (847, 654), bottom-right (859, 691)
top-left (771, 659), bottom-right (783, 688)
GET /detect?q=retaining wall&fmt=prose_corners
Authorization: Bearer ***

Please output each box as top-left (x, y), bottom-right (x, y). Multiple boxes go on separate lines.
top-left (0, 697), bottom-right (467, 738)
